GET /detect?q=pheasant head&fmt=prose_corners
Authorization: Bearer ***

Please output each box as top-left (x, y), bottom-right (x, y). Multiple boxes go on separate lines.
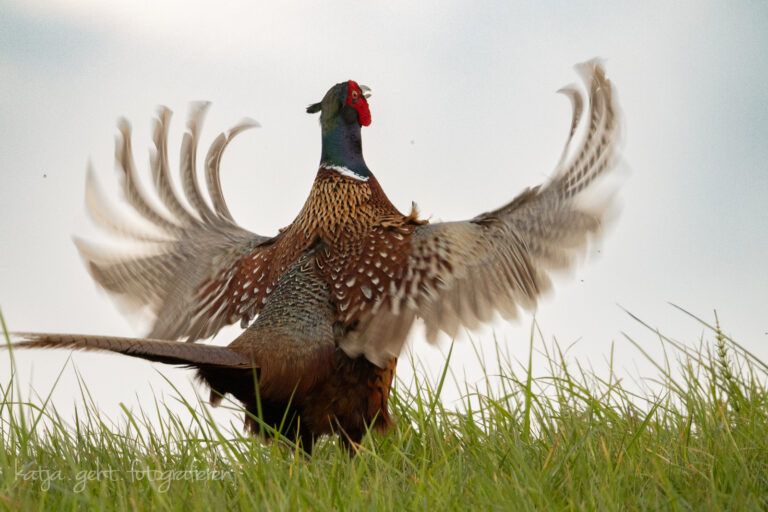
top-left (307, 80), bottom-right (372, 181)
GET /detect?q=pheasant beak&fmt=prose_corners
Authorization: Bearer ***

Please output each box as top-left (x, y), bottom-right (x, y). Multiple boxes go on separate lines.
top-left (359, 84), bottom-right (372, 99)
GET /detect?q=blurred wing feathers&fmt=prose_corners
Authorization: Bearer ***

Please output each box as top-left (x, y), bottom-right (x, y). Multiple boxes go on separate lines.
top-left (180, 102), bottom-right (219, 224)
top-left (77, 106), bottom-right (271, 342)
top-left (342, 60), bottom-right (622, 364)
top-left (206, 118), bottom-right (260, 223)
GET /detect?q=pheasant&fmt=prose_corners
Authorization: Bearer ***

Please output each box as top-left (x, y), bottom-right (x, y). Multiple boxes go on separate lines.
top-left (12, 60), bottom-right (621, 452)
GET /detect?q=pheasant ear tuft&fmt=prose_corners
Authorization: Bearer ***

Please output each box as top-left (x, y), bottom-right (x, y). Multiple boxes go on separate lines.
top-left (306, 102), bottom-right (322, 114)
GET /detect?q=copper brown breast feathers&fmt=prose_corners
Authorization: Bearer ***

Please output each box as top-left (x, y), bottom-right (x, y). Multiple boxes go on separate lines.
top-left (11, 62), bottom-right (622, 453)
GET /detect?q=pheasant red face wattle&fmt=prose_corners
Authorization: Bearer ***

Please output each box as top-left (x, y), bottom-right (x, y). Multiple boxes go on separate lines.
top-left (346, 80), bottom-right (371, 126)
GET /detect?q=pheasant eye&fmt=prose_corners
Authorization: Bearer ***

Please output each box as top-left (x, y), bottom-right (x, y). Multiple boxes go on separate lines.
top-left (351, 90), bottom-right (359, 101)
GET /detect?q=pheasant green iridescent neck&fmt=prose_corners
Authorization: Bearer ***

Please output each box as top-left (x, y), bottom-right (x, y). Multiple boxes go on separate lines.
top-left (319, 112), bottom-right (371, 181)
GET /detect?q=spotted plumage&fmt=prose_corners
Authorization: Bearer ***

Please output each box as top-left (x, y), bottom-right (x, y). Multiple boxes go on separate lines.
top-left (11, 62), bottom-right (622, 453)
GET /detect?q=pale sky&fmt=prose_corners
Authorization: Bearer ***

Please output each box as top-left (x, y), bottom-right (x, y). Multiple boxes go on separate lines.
top-left (1, 1), bottom-right (766, 424)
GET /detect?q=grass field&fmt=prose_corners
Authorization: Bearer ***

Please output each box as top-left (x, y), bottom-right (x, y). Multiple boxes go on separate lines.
top-left (1, 308), bottom-right (767, 511)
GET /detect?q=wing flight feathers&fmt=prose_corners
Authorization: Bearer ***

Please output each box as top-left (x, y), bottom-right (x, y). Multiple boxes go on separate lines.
top-left (77, 107), bottom-right (269, 342)
top-left (341, 60), bottom-right (623, 364)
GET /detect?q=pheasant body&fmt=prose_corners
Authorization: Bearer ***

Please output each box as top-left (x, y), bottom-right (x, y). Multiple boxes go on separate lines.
top-left (12, 64), bottom-right (622, 452)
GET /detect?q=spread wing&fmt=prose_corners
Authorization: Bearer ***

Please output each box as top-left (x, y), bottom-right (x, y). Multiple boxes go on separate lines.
top-left (342, 60), bottom-right (622, 366)
top-left (76, 103), bottom-right (279, 341)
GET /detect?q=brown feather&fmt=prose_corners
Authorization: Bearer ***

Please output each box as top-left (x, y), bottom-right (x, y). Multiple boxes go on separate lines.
top-left (10, 333), bottom-right (248, 367)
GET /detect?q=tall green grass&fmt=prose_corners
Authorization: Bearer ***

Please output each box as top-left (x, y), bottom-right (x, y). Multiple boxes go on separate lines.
top-left (1, 307), bottom-right (766, 510)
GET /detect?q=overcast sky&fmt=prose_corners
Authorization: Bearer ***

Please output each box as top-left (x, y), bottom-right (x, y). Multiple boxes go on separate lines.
top-left (1, 1), bottom-right (766, 425)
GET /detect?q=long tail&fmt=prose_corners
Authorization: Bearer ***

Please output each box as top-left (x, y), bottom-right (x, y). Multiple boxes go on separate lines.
top-left (9, 333), bottom-right (250, 368)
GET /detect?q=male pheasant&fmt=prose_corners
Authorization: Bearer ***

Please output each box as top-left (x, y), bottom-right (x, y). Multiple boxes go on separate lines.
top-left (12, 61), bottom-right (621, 452)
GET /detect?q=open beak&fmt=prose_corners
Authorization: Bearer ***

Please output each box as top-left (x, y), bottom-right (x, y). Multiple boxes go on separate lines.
top-left (359, 84), bottom-right (372, 99)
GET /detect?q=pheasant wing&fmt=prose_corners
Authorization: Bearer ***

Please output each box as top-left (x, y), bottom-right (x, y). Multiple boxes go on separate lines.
top-left (342, 60), bottom-right (622, 365)
top-left (77, 104), bottom-right (282, 342)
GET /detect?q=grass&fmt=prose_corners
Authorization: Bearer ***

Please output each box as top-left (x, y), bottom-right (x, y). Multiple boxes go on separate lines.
top-left (1, 307), bottom-right (767, 511)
